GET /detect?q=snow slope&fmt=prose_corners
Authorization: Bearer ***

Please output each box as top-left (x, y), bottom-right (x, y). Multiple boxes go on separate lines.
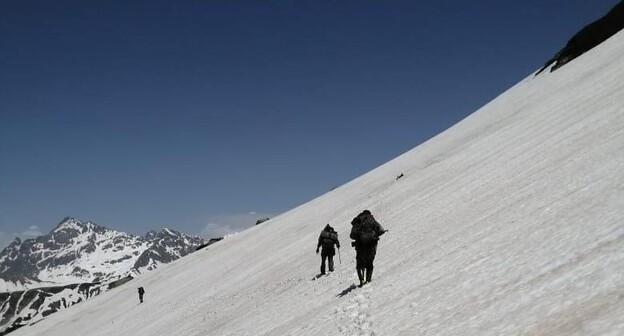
top-left (12, 31), bottom-right (624, 336)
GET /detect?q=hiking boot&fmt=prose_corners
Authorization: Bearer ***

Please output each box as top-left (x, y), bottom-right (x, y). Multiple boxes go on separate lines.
top-left (357, 268), bottom-right (365, 282)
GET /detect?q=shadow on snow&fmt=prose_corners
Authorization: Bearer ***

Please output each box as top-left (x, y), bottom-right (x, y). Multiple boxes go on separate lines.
top-left (337, 284), bottom-right (357, 298)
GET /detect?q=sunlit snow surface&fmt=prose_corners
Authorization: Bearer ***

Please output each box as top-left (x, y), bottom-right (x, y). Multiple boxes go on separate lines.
top-left (13, 32), bottom-right (624, 336)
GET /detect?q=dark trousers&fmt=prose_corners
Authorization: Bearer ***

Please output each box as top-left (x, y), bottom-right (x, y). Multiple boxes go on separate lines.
top-left (356, 244), bottom-right (376, 269)
top-left (320, 251), bottom-right (335, 274)
top-left (355, 244), bottom-right (377, 283)
top-left (139, 294), bottom-right (144, 303)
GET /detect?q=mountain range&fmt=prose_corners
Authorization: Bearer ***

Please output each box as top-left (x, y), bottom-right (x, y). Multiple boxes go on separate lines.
top-left (0, 217), bottom-right (209, 334)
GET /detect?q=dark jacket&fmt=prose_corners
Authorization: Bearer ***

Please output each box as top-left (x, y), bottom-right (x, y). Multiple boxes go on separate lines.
top-left (317, 224), bottom-right (340, 254)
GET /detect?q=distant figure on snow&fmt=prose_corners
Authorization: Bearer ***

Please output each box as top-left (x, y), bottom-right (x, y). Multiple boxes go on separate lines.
top-left (316, 224), bottom-right (340, 275)
top-left (350, 210), bottom-right (386, 287)
top-left (138, 287), bottom-right (145, 303)
top-left (396, 173), bottom-right (404, 180)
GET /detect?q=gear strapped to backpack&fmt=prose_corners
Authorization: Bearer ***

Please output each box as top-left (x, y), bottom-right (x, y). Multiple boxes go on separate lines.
top-left (320, 230), bottom-right (338, 247)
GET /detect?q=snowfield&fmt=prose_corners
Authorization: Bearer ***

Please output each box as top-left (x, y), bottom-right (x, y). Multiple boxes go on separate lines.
top-left (12, 31), bottom-right (624, 336)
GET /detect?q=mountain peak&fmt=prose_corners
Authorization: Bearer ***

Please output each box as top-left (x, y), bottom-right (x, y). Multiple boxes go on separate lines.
top-left (53, 217), bottom-right (84, 232)
top-left (161, 228), bottom-right (180, 236)
top-left (53, 217), bottom-right (110, 236)
top-left (145, 228), bottom-right (183, 240)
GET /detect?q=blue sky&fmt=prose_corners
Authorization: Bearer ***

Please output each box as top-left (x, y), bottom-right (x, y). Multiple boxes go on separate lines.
top-left (0, 0), bottom-right (618, 247)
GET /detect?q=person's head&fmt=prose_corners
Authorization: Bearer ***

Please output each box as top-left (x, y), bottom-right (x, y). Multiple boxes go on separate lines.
top-left (358, 210), bottom-right (373, 220)
top-left (324, 223), bottom-right (332, 231)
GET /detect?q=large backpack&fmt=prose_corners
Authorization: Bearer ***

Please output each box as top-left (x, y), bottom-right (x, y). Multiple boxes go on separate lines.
top-left (320, 230), bottom-right (337, 248)
top-left (358, 217), bottom-right (378, 245)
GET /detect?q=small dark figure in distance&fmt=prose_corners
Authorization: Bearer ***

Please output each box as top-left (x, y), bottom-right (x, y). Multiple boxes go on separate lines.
top-left (138, 287), bottom-right (145, 303)
top-left (316, 224), bottom-right (340, 275)
top-left (396, 173), bottom-right (404, 180)
top-left (350, 210), bottom-right (386, 287)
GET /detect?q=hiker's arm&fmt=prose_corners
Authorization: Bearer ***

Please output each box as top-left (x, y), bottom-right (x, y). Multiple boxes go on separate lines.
top-left (375, 221), bottom-right (386, 236)
top-left (349, 226), bottom-right (358, 240)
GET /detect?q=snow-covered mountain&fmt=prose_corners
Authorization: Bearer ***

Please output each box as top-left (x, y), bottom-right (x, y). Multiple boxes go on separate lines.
top-left (8, 18), bottom-right (624, 336)
top-left (0, 217), bottom-right (206, 293)
top-left (0, 217), bottom-right (208, 334)
top-left (0, 217), bottom-right (206, 292)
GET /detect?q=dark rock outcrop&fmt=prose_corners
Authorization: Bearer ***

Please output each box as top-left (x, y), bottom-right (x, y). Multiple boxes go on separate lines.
top-left (107, 276), bottom-right (133, 290)
top-left (0, 282), bottom-right (102, 335)
top-left (195, 237), bottom-right (224, 251)
top-left (255, 218), bottom-right (270, 225)
top-left (536, 1), bottom-right (624, 74)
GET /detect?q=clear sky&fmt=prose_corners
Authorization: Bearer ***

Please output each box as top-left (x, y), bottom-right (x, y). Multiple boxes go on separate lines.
top-left (0, 0), bottom-right (618, 248)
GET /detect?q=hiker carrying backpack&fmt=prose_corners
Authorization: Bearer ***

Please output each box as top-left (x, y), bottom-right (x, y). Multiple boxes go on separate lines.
top-left (350, 210), bottom-right (386, 286)
top-left (316, 224), bottom-right (340, 275)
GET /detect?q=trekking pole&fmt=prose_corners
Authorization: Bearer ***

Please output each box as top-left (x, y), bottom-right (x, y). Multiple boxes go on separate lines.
top-left (338, 247), bottom-right (342, 264)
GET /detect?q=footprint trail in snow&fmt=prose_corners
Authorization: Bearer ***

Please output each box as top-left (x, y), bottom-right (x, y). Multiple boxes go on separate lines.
top-left (335, 286), bottom-right (376, 336)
